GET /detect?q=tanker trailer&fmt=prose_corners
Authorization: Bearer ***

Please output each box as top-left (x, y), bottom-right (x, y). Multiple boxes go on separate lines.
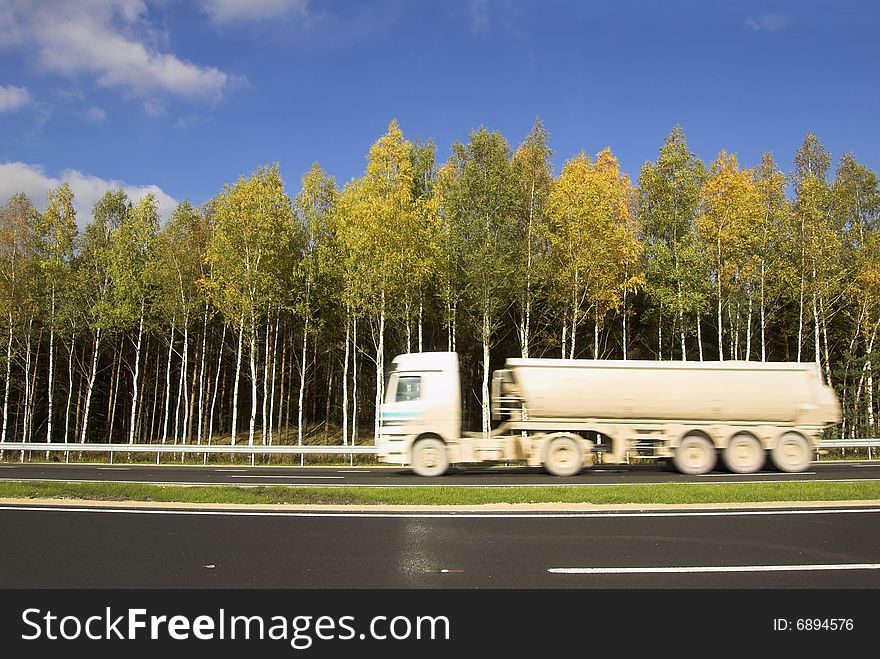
top-left (377, 352), bottom-right (841, 477)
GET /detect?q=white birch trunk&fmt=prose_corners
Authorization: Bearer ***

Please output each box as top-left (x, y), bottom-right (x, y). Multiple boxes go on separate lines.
top-left (248, 318), bottom-right (257, 446)
top-left (298, 315), bottom-right (309, 448)
top-left (197, 304), bottom-right (208, 444)
top-left (262, 314), bottom-right (270, 445)
top-left (342, 307), bottom-right (350, 445)
top-left (373, 292), bottom-right (386, 444)
top-left (22, 317), bottom-right (33, 442)
top-left (64, 333), bottom-right (75, 444)
top-left (208, 324), bottom-right (225, 445)
top-left (162, 324), bottom-right (174, 444)
top-left (745, 296), bottom-right (753, 362)
top-left (697, 315), bottom-right (704, 361)
top-left (2, 320), bottom-right (12, 444)
top-left (231, 314), bottom-right (244, 445)
top-left (351, 315), bottom-right (358, 446)
top-left (418, 297), bottom-right (423, 353)
top-left (174, 327), bottom-right (185, 443)
top-left (47, 291), bottom-right (55, 445)
top-left (268, 312), bottom-right (279, 445)
top-left (127, 307), bottom-right (145, 444)
top-left (79, 328), bottom-right (102, 444)
top-left (760, 260), bottom-right (767, 362)
top-left (481, 307), bottom-right (491, 438)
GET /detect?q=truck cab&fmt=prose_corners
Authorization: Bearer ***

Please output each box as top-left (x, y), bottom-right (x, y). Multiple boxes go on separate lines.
top-left (377, 352), bottom-right (461, 474)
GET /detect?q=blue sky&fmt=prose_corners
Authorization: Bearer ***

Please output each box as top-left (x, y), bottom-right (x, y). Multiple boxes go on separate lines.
top-left (1, 0), bottom-right (878, 221)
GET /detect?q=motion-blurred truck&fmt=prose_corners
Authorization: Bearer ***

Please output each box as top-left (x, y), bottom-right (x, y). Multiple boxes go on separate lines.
top-left (376, 352), bottom-right (841, 477)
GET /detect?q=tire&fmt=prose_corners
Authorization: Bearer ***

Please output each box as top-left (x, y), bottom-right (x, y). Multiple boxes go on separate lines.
top-left (722, 433), bottom-right (766, 474)
top-left (543, 434), bottom-right (584, 477)
top-left (411, 437), bottom-right (449, 477)
top-left (771, 432), bottom-right (812, 473)
top-left (672, 434), bottom-right (717, 475)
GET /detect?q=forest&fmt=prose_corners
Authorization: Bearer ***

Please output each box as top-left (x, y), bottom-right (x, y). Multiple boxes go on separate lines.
top-left (1, 119), bottom-right (878, 452)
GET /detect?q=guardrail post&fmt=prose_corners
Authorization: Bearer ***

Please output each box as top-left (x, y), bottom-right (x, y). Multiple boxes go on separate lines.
top-left (109, 448), bottom-right (113, 465)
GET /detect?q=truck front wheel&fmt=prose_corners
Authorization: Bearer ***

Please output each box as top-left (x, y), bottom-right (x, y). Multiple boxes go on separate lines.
top-left (543, 434), bottom-right (584, 477)
top-left (411, 438), bottom-right (449, 477)
top-left (673, 435), bottom-right (717, 475)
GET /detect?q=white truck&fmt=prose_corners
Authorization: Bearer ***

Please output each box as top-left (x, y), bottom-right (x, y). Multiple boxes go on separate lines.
top-left (376, 352), bottom-right (841, 477)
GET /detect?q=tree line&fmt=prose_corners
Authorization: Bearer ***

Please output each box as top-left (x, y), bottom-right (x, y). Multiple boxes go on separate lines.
top-left (1, 120), bottom-right (878, 450)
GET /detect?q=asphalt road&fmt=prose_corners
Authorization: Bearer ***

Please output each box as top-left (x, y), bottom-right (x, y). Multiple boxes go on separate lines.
top-left (2, 504), bottom-right (880, 588)
top-left (1, 460), bottom-right (879, 487)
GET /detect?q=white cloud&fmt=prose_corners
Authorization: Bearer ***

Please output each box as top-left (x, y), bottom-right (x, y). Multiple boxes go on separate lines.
top-left (0, 162), bottom-right (178, 225)
top-left (470, 0), bottom-right (489, 33)
top-left (1, 1), bottom-right (230, 101)
top-left (0, 84), bottom-right (31, 111)
top-left (143, 97), bottom-right (166, 116)
top-left (745, 14), bottom-right (791, 33)
top-left (83, 106), bottom-right (107, 123)
top-left (199, 0), bottom-right (309, 25)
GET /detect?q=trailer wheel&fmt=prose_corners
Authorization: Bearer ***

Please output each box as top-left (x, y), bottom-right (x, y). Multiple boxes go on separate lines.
top-left (672, 435), bottom-right (717, 475)
top-left (543, 434), bottom-right (583, 477)
top-left (771, 432), bottom-right (812, 473)
top-left (723, 433), bottom-right (766, 474)
top-left (411, 437), bottom-right (449, 477)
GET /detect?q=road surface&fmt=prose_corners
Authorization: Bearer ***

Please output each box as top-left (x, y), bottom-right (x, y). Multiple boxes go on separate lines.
top-left (2, 504), bottom-right (879, 588)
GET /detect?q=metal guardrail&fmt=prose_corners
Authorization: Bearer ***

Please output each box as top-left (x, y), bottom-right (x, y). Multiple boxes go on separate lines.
top-left (816, 439), bottom-right (880, 460)
top-left (816, 439), bottom-right (880, 449)
top-left (0, 442), bottom-right (378, 465)
top-left (0, 439), bottom-right (877, 463)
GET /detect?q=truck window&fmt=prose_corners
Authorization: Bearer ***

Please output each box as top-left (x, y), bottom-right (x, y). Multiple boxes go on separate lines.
top-left (396, 376), bottom-right (422, 402)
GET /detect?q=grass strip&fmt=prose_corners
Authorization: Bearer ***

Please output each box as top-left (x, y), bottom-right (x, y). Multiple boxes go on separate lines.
top-left (1, 480), bottom-right (880, 506)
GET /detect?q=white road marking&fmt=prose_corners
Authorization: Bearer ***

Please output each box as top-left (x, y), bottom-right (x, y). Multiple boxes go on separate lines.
top-left (697, 472), bottom-right (816, 477)
top-left (337, 470), bottom-right (370, 473)
top-left (230, 475), bottom-right (345, 480)
top-left (549, 564), bottom-right (880, 574)
top-left (98, 467), bottom-right (131, 471)
top-left (1, 505), bottom-right (879, 519)
top-left (215, 469), bottom-right (248, 473)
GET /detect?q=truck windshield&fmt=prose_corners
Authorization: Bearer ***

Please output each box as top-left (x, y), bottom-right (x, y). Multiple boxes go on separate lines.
top-left (395, 376), bottom-right (421, 402)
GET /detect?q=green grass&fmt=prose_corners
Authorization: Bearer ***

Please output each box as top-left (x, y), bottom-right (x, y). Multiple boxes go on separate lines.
top-left (1, 479), bottom-right (880, 506)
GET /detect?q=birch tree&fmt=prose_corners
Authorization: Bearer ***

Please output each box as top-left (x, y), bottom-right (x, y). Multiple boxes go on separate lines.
top-left (206, 165), bottom-right (294, 446)
top-left (545, 149), bottom-right (641, 359)
top-left (336, 121), bottom-right (418, 442)
top-left (77, 190), bottom-right (128, 443)
top-left (151, 200), bottom-right (208, 443)
top-left (753, 153), bottom-right (795, 361)
top-left (0, 194), bottom-right (40, 444)
top-left (511, 118), bottom-right (552, 358)
top-left (35, 183), bottom-right (77, 443)
top-left (444, 127), bottom-right (518, 436)
top-left (696, 152), bottom-right (762, 361)
top-left (109, 194), bottom-right (159, 443)
top-left (639, 126), bottom-right (708, 360)
top-left (792, 134), bottom-right (841, 380)
top-left (293, 163), bottom-right (336, 447)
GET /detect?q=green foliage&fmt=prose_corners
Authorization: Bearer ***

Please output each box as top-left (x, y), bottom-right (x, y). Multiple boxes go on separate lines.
top-left (205, 164), bottom-right (295, 330)
top-left (151, 199), bottom-right (209, 328)
top-left (444, 127), bottom-right (519, 338)
top-left (639, 126), bottom-right (709, 347)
